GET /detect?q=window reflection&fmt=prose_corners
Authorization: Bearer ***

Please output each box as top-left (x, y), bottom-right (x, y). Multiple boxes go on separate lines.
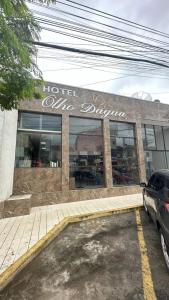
top-left (145, 151), bottom-right (167, 179)
top-left (110, 122), bottom-right (134, 138)
top-left (69, 117), bottom-right (105, 189)
top-left (154, 126), bottom-right (164, 150)
top-left (163, 127), bottom-right (169, 150)
top-left (15, 133), bottom-right (61, 168)
top-left (142, 124), bottom-right (169, 180)
top-left (145, 125), bottom-right (156, 149)
top-left (110, 121), bottom-right (139, 186)
top-left (69, 117), bottom-right (102, 135)
top-left (15, 112), bottom-right (62, 168)
top-left (19, 112), bottom-right (61, 132)
top-left (165, 152), bottom-right (169, 168)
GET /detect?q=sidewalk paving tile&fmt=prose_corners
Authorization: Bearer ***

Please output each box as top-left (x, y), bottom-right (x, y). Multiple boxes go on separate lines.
top-left (0, 193), bottom-right (143, 275)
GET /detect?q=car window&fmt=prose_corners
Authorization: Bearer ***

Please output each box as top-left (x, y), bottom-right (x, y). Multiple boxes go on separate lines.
top-left (166, 178), bottom-right (169, 189)
top-left (153, 175), bottom-right (165, 191)
top-left (148, 174), bottom-right (156, 189)
top-left (163, 178), bottom-right (169, 198)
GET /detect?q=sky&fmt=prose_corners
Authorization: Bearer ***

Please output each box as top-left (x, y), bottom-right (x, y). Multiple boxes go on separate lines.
top-left (30, 0), bottom-right (169, 104)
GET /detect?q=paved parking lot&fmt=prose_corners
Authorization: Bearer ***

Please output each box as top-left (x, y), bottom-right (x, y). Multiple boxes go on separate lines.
top-left (0, 193), bottom-right (142, 275)
top-left (0, 210), bottom-right (169, 300)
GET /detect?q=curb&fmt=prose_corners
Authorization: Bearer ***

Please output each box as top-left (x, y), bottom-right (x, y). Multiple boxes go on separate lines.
top-left (0, 204), bottom-right (143, 291)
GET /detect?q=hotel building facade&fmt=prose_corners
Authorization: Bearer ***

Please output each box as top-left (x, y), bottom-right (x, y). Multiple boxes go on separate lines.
top-left (0, 82), bottom-right (169, 217)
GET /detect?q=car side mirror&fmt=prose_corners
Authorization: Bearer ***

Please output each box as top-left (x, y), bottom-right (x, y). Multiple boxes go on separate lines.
top-left (140, 182), bottom-right (147, 187)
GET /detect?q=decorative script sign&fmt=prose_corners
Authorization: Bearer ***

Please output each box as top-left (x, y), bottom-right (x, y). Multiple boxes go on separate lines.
top-left (42, 85), bottom-right (126, 119)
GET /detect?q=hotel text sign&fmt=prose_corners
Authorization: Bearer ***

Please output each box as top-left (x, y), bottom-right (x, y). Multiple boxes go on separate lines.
top-left (42, 85), bottom-right (126, 119)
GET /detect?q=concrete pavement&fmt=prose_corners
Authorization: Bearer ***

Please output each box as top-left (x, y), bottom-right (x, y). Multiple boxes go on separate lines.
top-left (0, 193), bottom-right (143, 275)
top-left (1, 209), bottom-right (169, 300)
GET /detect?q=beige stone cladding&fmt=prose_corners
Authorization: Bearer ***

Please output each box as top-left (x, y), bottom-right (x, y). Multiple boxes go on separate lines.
top-left (12, 82), bottom-right (169, 208)
top-left (13, 168), bottom-right (62, 194)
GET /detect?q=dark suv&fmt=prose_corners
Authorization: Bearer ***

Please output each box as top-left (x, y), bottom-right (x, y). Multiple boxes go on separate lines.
top-left (141, 170), bottom-right (169, 271)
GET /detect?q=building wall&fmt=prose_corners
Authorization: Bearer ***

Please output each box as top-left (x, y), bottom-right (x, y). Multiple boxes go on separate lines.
top-left (0, 110), bottom-right (18, 216)
top-left (13, 168), bottom-right (62, 194)
top-left (11, 82), bottom-right (169, 207)
top-left (19, 83), bottom-right (169, 125)
top-left (30, 186), bottom-right (141, 207)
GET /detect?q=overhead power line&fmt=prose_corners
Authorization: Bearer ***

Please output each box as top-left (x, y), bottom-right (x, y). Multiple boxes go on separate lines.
top-left (30, 2), bottom-right (169, 66)
top-left (32, 4), bottom-right (169, 54)
top-left (64, 0), bottom-right (169, 39)
top-left (31, 0), bottom-right (169, 39)
top-left (34, 3), bottom-right (169, 50)
top-left (34, 11), bottom-right (169, 59)
top-left (31, 3), bottom-right (169, 75)
top-left (34, 41), bottom-right (169, 69)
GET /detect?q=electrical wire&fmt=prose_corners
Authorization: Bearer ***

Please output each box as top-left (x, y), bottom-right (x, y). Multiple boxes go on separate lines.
top-left (28, 1), bottom-right (169, 86)
top-left (64, 0), bottom-right (169, 39)
top-left (34, 41), bottom-right (169, 69)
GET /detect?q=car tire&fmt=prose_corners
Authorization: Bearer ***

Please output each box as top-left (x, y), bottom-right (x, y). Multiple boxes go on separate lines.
top-left (160, 230), bottom-right (169, 271)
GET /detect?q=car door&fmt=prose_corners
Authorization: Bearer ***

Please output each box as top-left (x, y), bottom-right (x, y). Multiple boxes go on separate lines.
top-left (159, 178), bottom-right (169, 247)
top-left (144, 174), bottom-right (157, 218)
top-left (150, 175), bottom-right (165, 222)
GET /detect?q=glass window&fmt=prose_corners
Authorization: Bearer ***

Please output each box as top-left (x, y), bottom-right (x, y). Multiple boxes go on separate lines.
top-left (20, 113), bottom-right (40, 130)
top-left (154, 126), bottom-right (165, 150)
top-left (142, 124), bottom-right (169, 180)
top-left (41, 114), bottom-right (61, 132)
top-left (15, 112), bottom-right (62, 168)
top-left (113, 138), bottom-right (123, 147)
top-left (69, 117), bottom-right (105, 189)
top-left (163, 127), bottom-right (169, 150)
top-left (144, 151), bottom-right (167, 180)
top-left (15, 132), bottom-right (61, 168)
top-left (124, 138), bottom-right (135, 146)
top-left (152, 151), bottom-right (167, 170)
top-left (69, 117), bottom-right (102, 135)
top-left (165, 151), bottom-right (169, 168)
top-left (19, 112), bottom-right (61, 132)
top-left (145, 125), bottom-right (156, 149)
top-left (110, 122), bottom-right (134, 138)
top-left (110, 121), bottom-right (139, 186)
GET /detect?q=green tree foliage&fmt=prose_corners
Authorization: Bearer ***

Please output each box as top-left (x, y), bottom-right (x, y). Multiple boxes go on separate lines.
top-left (0, 0), bottom-right (52, 110)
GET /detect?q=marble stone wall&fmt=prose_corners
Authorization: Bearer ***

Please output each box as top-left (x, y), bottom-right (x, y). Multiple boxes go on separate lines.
top-left (30, 186), bottom-right (141, 207)
top-left (20, 82), bottom-right (169, 125)
top-left (13, 168), bottom-right (62, 194)
top-left (61, 114), bottom-right (69, 190)
top-left (103, 119), bottom-right (112, 188)
top-left (11, 81), bottom-right (169, 208)
top-left (135, 122), bottom-right (146, 182)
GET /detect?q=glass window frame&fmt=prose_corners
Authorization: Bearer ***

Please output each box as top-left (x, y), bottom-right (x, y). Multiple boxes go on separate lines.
top-left (18, 111), bottom-right (62, 133)
top-left (69, 116), bottom-right (105, 189)
top-left (15, 111), bottom-right (62, 168)
top-left (109, 121), bottom-right (135, 138)
top-left (144, 149), bottom-right (168, 180)
top-left (110, 120), bottom-right (139, 186)
top-left (144, 124), bottom-right (157, 150)
top-left (163, 126), bottom-right (169, 151)
top-left (69, 116), bottom-right (103, 136)
top-left (154, 125), bottom-right (165, 150)
top-left (142, 124), bottom-right (169, 180)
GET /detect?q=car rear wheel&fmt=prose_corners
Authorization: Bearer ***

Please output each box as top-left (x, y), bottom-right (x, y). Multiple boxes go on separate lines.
top-left (160, 231), bottom-right (169, 271)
